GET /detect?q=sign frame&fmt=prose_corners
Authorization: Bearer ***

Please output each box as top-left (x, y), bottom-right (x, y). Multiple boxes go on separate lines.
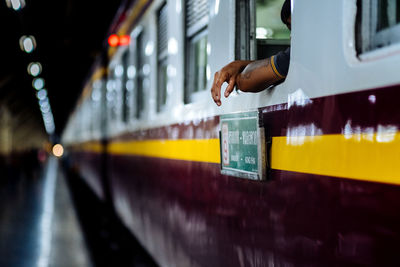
top-left (219, 110), bottom-right (266, 180)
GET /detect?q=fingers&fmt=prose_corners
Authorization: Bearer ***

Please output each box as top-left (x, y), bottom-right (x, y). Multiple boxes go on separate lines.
top-left (211, 72), bottom-right (224, 106)
top-left (224, 76), bottom-right (236, 98)
top-left (211, 68), bottom-right (238, 106)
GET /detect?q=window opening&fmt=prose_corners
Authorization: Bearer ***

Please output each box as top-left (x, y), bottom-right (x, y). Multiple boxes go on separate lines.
top-left (122, 50), bottom-right (129, 122)
top-left (135, 32), bottom-right (145, 118)
top-left (157, 2), bottom-right (168, 112)
top-left (357, 0), bottom-right (400, 54)
top-left (236, 0), bottom-right (255, 60)
top-left (185, 0), bottom-right (209, 103)
top-left (255, 0), bottom-right (291, 59)
top-left (107, 67), bottom-right (117, 121)
top-left (91, 79), bottom-right (102, 133)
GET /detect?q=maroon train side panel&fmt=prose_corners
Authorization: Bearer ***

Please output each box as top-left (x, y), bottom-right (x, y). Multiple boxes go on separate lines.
top-left (70, 84), bottom-right (400, 266)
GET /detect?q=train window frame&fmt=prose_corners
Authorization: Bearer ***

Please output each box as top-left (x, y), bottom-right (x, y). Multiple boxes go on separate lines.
top-left (186, 29), bottom-right (208, 103)
top-left (114, 63), bottom-right (124, 127)
top-left (121, 50), bottom-right (130, 123)
top-left (106, 66), bottom-right (118, 123)
top-left (126, 26), bottom-right (143, 123)
top-left (184, 0), bottom-right (210, 104)
top-left (256, 0), bottom-right (291, 59)
top-left (236, 0), bottom-right (256, 60)
top-left (357, 0), bottom-right (400, 59)
top-left (237, 0), bottom-right (291, 61)
top-left (135, 30), bottom-right (145, 119)
top-left (90, 79), bottom-right (103, 138)
top-left (157, 2), bottom-right (168, 112)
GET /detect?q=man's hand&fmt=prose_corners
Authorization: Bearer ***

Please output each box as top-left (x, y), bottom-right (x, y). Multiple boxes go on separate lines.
top-left (211, 60), bottom-right (251, 106)
top-left (211, 58), bottom-right (284, 106)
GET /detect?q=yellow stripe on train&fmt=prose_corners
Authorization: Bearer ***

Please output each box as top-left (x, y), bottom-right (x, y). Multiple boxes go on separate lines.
top-left (108, 139), bottom-right (221, 164)
top-left (78, 132), bottom-right (400, 185)
top-left (271, 133), bottom-right (400, 185)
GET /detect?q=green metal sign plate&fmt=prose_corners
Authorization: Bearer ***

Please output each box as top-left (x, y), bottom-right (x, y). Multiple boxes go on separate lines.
top-left (220, 111), bottom-right (266, 180)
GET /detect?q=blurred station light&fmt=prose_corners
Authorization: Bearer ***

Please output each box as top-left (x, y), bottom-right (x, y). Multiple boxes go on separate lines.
top-left (36, 89), bottom-right (47, 100)
top-left (27, 62), bottom-right (42, 77)
top-left (119, 35), bottom-right (130, 46)
top-left (39, 98), bottom-right (49, 108)
top-left (43, 113), bottom-right (54, 124)
top-left (40, 104), bottom-right (50, 113)
top-left (108, 34), bottom-right (130, 47)
top-left (36, 92), bottom-right (55, 135)
top-left (19, 35), bottom-right (36, 53)
top-left (41, 110), bottom-right (55, 135)
top-left (5, 0), bottom-right (26, 11)
top-left (32, 77), bottom-right (45, 90)
top-left (108, 34), bottom-right (119, 47)
top-left (52, 144), bottom-right (64, 157)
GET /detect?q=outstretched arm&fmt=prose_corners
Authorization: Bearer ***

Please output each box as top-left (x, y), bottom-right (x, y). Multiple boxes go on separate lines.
top-left (236, 57), bottom-right (282, 93)
top-left (210, 57), bottom-right (283, 106)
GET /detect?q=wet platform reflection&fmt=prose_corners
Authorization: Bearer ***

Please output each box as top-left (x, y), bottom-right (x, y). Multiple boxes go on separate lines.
top-left (0, 157), bottom-right (91, 267)
top-left (0, 156), bottom-right (158, 267)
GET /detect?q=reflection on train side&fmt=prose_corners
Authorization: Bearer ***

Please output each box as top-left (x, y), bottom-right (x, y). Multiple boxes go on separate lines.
top-left (286, 124), bottom-right (323, 146)
top-left (287, 88), bottom-right (312, 108)
top-left (343, 121), bottom-right (398, 143)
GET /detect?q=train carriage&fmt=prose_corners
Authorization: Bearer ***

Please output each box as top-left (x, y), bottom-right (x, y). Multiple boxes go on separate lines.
top-left (63, 0), bottom-right (400, 266)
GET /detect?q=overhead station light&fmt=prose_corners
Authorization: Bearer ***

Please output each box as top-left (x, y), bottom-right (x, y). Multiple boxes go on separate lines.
top-left (32, 77), bottom-right (45, 90)
top-left (42, 112), bottom-right (55, 135)
top-left (37, 96), bottom-right (55, 135)
top-left (28, 62), bottom-right (42, 77)
top-left (39, 98), bottom-right (49, 108)
top-left (5, 0), bottom-right (26, 11)
top-left (36, 89), bottom-right (47, 100)
top-left (19, 35), bottom-right (36, 53)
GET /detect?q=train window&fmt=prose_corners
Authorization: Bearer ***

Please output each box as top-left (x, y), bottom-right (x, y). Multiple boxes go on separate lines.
top-left (106, 67), bottom-right (117, 121)
top-left (91, 79), bottom-right (102, 134)
top-left (357, 0), bottom-right (400, 55)
top-left (114, 65), bottom-right (124, 123)
top-left (157, 2), bottom-right (168, 112)
top-left (184, 0), bottom-right (210, 103)
top-left (236, 0), bottom-right (254, 60)
top-left (255, 0), bottom-right (290, 59)
top-left (135, 31), bottom-right (145, 118)
top-left (121, 50), bottom-right (130, 123)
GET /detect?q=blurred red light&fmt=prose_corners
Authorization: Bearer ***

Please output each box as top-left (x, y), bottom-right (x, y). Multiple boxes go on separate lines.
top-left (108, 34), bottom-right (119, 47)
top-left (119, 35), bottom-right (130, 46)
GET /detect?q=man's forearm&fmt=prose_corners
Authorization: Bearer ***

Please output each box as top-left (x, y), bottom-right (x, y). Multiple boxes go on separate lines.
top-left (230, 60), bottom-right (254, 73)
top-left (236, 58), bottom-right (281, 92)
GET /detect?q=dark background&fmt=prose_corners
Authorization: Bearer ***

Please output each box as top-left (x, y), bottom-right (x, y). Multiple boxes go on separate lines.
top-left (0, 0), bottom-right (126, 139)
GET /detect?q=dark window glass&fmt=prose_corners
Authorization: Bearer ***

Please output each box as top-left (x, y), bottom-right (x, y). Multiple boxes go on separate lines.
top-left (122, 51), bottom-right (129, 122)
top-left (136, 32), bottom-right (144, 118)
top-left (192, 34), bottom-right (208, 93)
top-left (157, 60), bottom-right (168, 110)
top-left (185, 0), bottom-right (209, 103)
top-left (157, 2), bottom-right (168, 111)
top-left (357, 0), bottom-right (400, 54)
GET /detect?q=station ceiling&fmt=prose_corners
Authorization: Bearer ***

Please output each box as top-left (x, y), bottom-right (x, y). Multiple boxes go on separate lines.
top-left (0, 0), bottom-right (125, 139)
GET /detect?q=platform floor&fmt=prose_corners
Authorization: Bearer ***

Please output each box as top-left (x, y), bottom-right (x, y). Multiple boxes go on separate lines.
top-left (0, 157), bottom-right (91, 267)
top-left (0, 156), bottom-right (158, 267)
